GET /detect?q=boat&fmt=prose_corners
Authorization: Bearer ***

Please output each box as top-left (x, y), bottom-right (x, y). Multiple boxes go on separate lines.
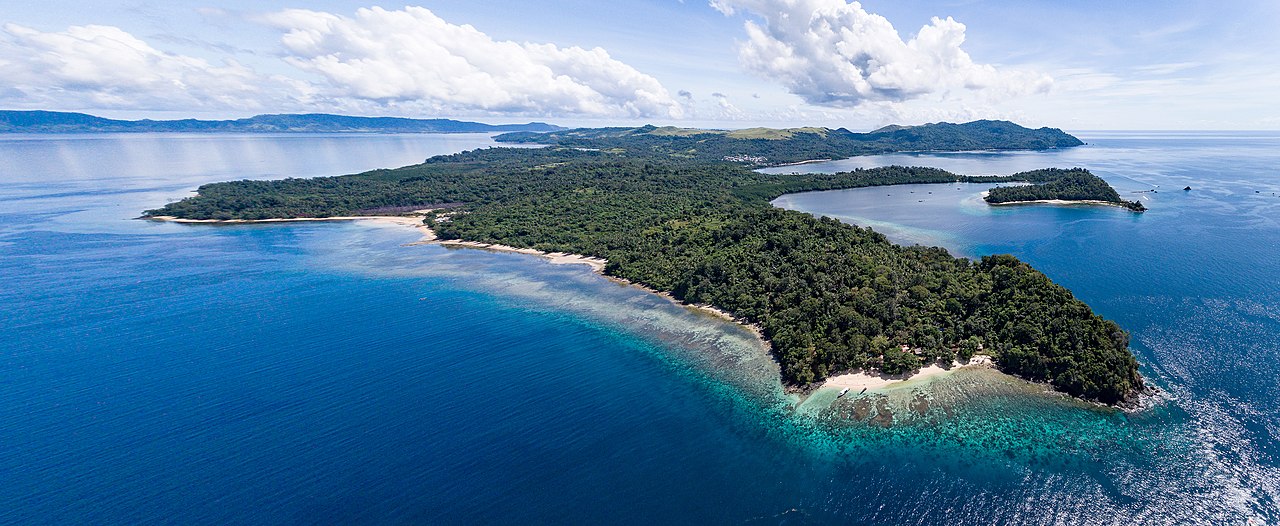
top-left (838, 387), bottom-right (850, 397)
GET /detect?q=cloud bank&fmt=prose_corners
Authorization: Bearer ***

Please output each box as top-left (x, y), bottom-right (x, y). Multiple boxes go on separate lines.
top-left (710, 0), bottom-right (1051, 107)
top-left (260, 6), bottom-right (683, 118)
top-left (0, 7), bottom-right (681, 118)
top-left (0, 23), bottom-right (288, 111)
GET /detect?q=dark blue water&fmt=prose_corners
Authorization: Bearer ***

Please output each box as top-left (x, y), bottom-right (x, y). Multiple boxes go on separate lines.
top-left (1, 132), bottom-right (1276, 524)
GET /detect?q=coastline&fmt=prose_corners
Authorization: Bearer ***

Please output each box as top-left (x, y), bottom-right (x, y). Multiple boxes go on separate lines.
top-left (146, 214), bottom-right (1114, 403)
top-left (146, 214), bottom-right (438, 244)
top-left (432, 234), bottom-right (768, 345)
top-left (145, 212), bottom-right (771, 363)
top-left (988, 198), bottom-right (1134, 208)
top-left (434, 239), bottom-right (606, 272)
top-left (766, 158), bottom-right (837, 168)
top-left (821, 355), bottom-right (995, 392)
top-left (978, 191), bottom-right (1139, 210)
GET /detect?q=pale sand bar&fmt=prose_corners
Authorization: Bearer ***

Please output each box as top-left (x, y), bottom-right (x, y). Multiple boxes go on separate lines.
top-left (978, 191), bottom-right (1138, 209)
top-left (147, 214), bottom-right (438, 244)
top-left (822, 355), bottom-right (994, 392)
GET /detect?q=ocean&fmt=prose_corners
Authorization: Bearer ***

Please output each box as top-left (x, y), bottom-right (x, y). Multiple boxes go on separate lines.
top-left (0, 131), bottom-right (1276, 524)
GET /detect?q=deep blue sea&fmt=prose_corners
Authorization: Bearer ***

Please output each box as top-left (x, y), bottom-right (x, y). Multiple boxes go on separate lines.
top-left (1, 132), bottom-right (1276, 524)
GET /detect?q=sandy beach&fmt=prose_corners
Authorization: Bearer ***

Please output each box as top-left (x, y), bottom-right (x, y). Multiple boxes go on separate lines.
top-left (822, 355), bottom-right (994, 392)
top-left (988, 199), bottom-right (1131, 208)
top-left (977, 192), bottom-right (1136, 209)
top-left (435, 239), bottom-right (607, 272)
top-left (147, 214), bottom-right (439, 244)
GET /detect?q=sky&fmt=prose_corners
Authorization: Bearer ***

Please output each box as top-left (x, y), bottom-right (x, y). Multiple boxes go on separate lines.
top-left (1, 0), bottom-right (1277, 130)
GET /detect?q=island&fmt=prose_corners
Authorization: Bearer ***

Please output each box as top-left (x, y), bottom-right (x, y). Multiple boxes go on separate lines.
top-left (144, 121), bottom-right (1145, 405)
top-left (983, 168), bottom-right (1147, 211)
top-left (0, 110), bottom-right (561, 134)
top-left (495, 119), bottom-right (1083, 166)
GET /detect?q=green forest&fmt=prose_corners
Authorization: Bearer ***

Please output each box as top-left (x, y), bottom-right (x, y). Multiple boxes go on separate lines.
top-left (495, 120), bottom-right (1084, 165)
top-left (984, 168), bottom-right (1146, 211)
top-left (146, 140), bottom-right (1144, 404)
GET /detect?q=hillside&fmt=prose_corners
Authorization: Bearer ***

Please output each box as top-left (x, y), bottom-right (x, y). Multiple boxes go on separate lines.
top-left (495, 120), bottom-right (1083, 165)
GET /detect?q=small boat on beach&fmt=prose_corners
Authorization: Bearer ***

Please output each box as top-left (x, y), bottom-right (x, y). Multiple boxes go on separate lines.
top-left (838, 387), bottom-right (850, 397)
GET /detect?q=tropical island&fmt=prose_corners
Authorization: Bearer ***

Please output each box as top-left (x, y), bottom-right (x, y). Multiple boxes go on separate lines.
top-left (145, 121), bottom-right (1144, 405)
top-left (984, 168), bottom-right (1147, 211)
top-left (494, 119), bottom-right (1083, 166)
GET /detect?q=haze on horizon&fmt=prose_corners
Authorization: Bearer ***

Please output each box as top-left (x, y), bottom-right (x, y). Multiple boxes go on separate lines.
top-left (1, 0), bottom-right (1276, 131)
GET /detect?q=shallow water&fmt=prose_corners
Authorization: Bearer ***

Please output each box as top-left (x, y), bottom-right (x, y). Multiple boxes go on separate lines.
top-left (1, 132), bottom-right (1275, 524)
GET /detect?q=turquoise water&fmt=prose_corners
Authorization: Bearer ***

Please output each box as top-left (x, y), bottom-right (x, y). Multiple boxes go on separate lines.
top-left (1, 132), bottom-right (1276, 523)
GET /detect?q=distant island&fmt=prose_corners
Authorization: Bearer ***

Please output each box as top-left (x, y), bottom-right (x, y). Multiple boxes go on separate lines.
top-left (984, 168), bottom-right (1146, 211)
top-left (495, 119), bottom-right (1083, 166)
top-left (0, 110), bottom-right (562, 134)
top-left (144, 121), bottom-right (1144, 405)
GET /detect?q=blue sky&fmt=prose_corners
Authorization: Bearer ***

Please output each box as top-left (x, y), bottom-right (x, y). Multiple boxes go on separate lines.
top-left (2, 1), bottom-right (1277, 130)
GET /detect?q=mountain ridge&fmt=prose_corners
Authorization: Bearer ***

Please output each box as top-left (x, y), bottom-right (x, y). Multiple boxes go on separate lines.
top-left (495, 120), bottom-right (1084, 165)
top-left (0, 110), bottom-right (563, 134)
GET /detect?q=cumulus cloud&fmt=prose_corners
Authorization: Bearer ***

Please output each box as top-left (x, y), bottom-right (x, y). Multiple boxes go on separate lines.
top-left (0, 23), bottom-right (292, 111)
top-left (711, 92), bottom-right (744, 118)
top-left (260, 6), bottom-right (683, 118)
top-left (710, 0), bottom-right (1051, 107)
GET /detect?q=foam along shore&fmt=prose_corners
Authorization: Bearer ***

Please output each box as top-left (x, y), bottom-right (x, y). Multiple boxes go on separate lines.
top-left (822, 355), bottom-right (994, 392)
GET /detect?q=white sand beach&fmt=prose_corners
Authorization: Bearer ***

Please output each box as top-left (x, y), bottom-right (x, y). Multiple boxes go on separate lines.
top-left (822, 355), bottom-right (994, 392)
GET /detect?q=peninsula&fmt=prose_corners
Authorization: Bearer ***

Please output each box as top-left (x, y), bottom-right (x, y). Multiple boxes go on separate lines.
top-left (0, 110), bottom-right (562, 134)
top-left (145, 121), bottom-right (1144, 405)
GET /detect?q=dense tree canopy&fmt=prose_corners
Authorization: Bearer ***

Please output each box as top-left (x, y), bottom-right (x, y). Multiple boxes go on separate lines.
top-left (985, 168), bottom-right (1146, 211)
top-left (495, 120), bottom-right (1084, 166)
top-left (146, 143), bottom-right (1143, 404)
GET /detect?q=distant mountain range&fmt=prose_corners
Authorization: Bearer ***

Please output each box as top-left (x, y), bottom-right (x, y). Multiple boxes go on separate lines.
top-left (495, 120), bottom-right (1084, 165)
top-left (0, 110), bottom-right (563, 134)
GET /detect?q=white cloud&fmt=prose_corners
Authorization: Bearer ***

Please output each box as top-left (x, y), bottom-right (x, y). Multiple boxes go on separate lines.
top-left (710, 0), bottom-right (1051, 107)
top-left (711, 92), bottom-right (744, 118)
top-left (0, 23), bottom-right (291, 111)
top-left (259, 6), bottom-right (683, 118)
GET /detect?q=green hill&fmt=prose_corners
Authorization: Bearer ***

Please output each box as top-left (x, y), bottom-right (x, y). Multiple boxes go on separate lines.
top-left (496, 120), bottom-right (1082, 165)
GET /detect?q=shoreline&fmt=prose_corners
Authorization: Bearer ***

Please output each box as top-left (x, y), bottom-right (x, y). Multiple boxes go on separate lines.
top-left (146, 214), bottom-right (438, 243)
top-left (433, 235), bottom-right (769, 346)
top-left (145, 212), bottom-right (770, 357)
top-left (145, 214), bottom-right (1124, 406)
top-left (988, 198), bottom-right (1133, 208)
top-left (821, 355), bottom-right (995, 392)
top-left (977, 191), bottom-right (1139, 210)
top-left (434, 239), bottom-right (607, 273)
top-left (766, 158), bottom-right (836, 168)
